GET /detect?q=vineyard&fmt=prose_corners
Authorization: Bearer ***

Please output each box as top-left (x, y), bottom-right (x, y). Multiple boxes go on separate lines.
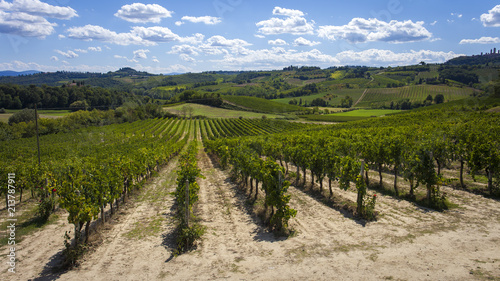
top-left (356, 85), bottom-right (473, 108)
top-left (1, 104), bottom-right (500, 279)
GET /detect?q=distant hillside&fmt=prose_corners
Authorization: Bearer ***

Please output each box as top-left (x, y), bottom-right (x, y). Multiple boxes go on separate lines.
top-left (446, 53), bottom-right (500, 66)
top-left (222, 95), bottom-right (306, 113)
top-left (0, 67), bottom-right (155, 86)
top-left (0, 70), bottom-right (41, 77)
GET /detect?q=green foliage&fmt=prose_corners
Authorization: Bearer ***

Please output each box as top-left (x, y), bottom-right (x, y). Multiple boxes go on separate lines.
top-left (36, 195), bottom-right (56, 221)
top-left (222, 95), bottom-right (306, 113)
top-left (174, 141), bottom-right (204, 253)
top-left (8, 108), bottom-right (37, 125)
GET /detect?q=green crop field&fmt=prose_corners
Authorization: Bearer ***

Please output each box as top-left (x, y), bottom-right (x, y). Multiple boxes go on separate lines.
top-left (300, 109), bottom-right (401, 122)
top-left (222, 95), bottom-right (305, 113)
top-left (0, 109), bottom-right (72, 123)
top-left (163, 103), bottom-right (283, 119)
top-left (272, 88), bottom-right (365, 107)
top-left (356, 85), bottom-right (472, 108)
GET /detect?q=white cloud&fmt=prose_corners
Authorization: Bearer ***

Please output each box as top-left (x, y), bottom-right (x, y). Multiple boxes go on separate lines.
top-left (66, 25), bottom-right (202, 46)
top-left (0, 10), bottom-right (55, 37)
top-left (256, 7), bottom-right (314, 35)
top-left (2, 0), bottom-right (77, 20)
top-left (293, 37), bottom-right (320, 46)
top-left (180, 16), bottom-right (221, 25)
top-left (88, 46), bottom-right (102, 52)
top-left (114, 55), bottom-right (137, 63)
top-left (114, 3), bottom-right (172, 23)
top-left (179, 54), bottom-right (196, 62)
top-left (169, 44), bottom-right (200, 56)
top-left (130, 26), bottom-right (180, 43)
top-left (211, 47), bottom-right (339, 69)
top-left (481, 5), bottom-right (500, 27)
top-left (175, 21), bottom-right (183, 26)
top-left (459, 37), bottom-right (500, 44)
top-left (50, 55), bottom-right (58, 61)
top-left (55, 49), bottom-right (78, 58)
top-left (430, 20), bottom-right (437, 26)
top-left (451, 13), bottom-right (463, 18)
top-left (318, 18), bottom-right (432, 43)
top-left (335, 49), bottom-right (462, 65)
top-left (0, 0), bottom-right (77, 38)
top-left (206, 35), bottom-right (251, 47)
top-left (268, 38), bottom-right (287, 45)
top-left (66, 24), bottom-right (148, 46)
top-left (133, 49), bottom-right (149, 59)
top-left (254, 34), bottom-right (265, 39)
top-left (74, 48), bottom-right (87, 53)
top-left (152, 58), bottom-right (159, 63)
top-left (272, 7), bottom-right (305, 17)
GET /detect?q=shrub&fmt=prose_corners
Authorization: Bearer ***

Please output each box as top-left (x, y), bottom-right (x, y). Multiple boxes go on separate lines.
top-left (8, 108), bottom-right (37, 125)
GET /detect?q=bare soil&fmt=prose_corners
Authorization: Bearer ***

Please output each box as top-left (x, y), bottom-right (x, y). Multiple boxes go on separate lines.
top-left (2, 150), bottom-right (499, 280)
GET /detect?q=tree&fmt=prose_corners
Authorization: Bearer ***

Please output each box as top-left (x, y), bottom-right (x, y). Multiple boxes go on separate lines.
top-left (69, 100), bottom-right (89, 111)
top-left (340, 95), bottom-right (353, 108)
top-left (8, 108), bottom-right (37, 125)
top-left (434, 94), bottom-right (444, 104)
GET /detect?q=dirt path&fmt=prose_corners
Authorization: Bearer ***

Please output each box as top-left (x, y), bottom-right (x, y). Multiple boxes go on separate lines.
top-left (0, 207), bottom-right (72, 281)
top-left (5, 151), bottom-right (500, 280)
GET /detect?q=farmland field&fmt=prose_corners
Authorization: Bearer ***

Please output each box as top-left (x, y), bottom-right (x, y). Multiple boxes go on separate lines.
top-left (300, 109), bottom-right (400, 122)
top-left (1, 105), bottom-right (500, 280)
top-left (0, 109), bottom-right (72, 122)
top-left (163, 103), bottom-right (284, 118)
top-left (356, 85), bottom-right (473, 108)
top-left (273, 88), bottom-right (365, 106)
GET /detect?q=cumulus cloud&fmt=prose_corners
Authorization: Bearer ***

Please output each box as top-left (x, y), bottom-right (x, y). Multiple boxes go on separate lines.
top-left (256, 7), bottom-right (314, 35)
top-left (114, 3), bottom-right (172, 23)
top-left (114, 54), bottom-right (137, 63)
top-left (179, 16), bottom-right (221, 25)
top-left (1, 0), bottom-right (77, 19)
top-left (293, 37), bottom-right (320, 46)
top-left (74, 48), bottom-right (87, 53)
top-left (335, 49), bottom-right (461, 65)
top-left (179, 54), bottom-right (196, 62)
top-left (55, 49), bottom-right (78, 58)
top-left (318, 18), bottom-right (432, 43)
top-left (459, 37), bottom-right (500, 44)
top-left (206, 35), bottom-right (251, 47)
top-left (0, 0), bottom-right (77, 38)
top-left (88, 46), bottom-right (102, 52)
top-left (130, 26), bottom-right (181, 43)
top-left (480, 5), bottom-right (500, 27)
top-left (268, 38), bottom-right (287, 45)
top-left (169, 44), bottom-right (200, 56)
top-left (272, 7), bottom-right (304, 17)
top-left (0, 10), bottom-right (56, 37)
top-left (133, 49), bottom-right (149, 59)
top-left (211, 47), bottom-right (339, 69)
top-left (66, 24), bottom-right (147, 45)
top-left (66, 25), bottom-right (202, 46)
top-left (50, 55), bottom-right (58, 61)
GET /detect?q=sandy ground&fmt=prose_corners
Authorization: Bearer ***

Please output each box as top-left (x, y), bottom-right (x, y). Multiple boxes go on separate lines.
top-left (1, 150), bottom-right (499, 280)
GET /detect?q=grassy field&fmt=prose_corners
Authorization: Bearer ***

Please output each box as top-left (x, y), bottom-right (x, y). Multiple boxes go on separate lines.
top-left (300, 109), bottom-right (401, 122)
top-left (163, 103), bottom-right (284, 119)
top-left (356, 85), bottom-right (472, 108)
top-left (0, 109), bottom-right (72, 123)
top-left (222, 95), bottom-right (305, 113)
top-left (272, 88), bottom-right (365, 106)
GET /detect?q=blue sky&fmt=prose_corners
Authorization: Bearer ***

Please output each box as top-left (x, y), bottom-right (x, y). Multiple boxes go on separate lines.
top-left (0, 0), bottom-right (499, 74)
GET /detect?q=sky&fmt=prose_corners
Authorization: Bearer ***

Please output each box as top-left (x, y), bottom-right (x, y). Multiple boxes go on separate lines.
top-left (0, 0), bottom-right (499, 74)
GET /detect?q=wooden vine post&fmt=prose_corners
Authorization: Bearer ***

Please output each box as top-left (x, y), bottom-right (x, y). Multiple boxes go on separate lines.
top-left (185, 179), bottom-right (189, 228)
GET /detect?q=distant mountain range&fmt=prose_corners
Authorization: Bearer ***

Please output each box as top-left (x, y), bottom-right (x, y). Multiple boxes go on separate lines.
top-left (0, 70), bottom-right (41, 77)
